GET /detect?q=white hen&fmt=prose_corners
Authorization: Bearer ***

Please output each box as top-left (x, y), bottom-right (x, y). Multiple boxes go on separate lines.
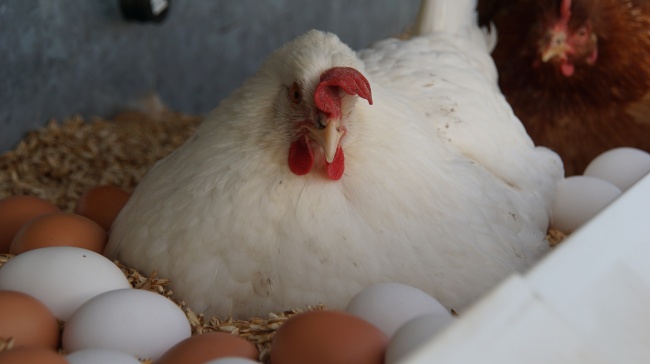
top-left (105, 0), bottom-right (563, 319)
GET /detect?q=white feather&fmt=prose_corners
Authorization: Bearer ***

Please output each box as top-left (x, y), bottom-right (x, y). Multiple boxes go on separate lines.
top-left (105, 1), bottom-right (563, 318)
top-left (414, 0), bottom-right (497, 53)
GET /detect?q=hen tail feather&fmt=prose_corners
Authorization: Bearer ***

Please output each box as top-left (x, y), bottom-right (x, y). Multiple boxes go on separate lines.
top-left (414, 0), bottom-right (496, 52)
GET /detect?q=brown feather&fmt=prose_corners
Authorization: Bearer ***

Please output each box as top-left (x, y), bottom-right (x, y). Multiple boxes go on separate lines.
top-left (480, 0), bottom-right (650, 175)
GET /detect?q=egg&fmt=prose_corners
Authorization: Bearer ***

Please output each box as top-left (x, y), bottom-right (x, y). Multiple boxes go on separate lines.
top-left (62, 288), bottom-right (191, 361)
top-left (156, 332), bottom-right (259, 364)
top-left (0, 347), bottom-right (68, 364)
top-left (583, 147), bottom-right (650, 191)
top-left (74, 185), bottom-right (131, 231)
top-left (0, 246), bottom-right (132, 321)
top-left (0, 290), bottom-right (60, 350)
top-left (9, 212), bottom-right (107, 255)
top-left (551, 176), bottom-right (622, 233)
top-left (345, 283), bottom-right (450, 337)
top-left (65, 348), bottom-right (141, 364)
top-left (385, 313), bottom-right (454, 364)
top-left (204, 358), bottom-right (260, 364)
top-left (270, 310), bottom-right (388, 364)
top-left (0, 195), bottom-right (60, 253)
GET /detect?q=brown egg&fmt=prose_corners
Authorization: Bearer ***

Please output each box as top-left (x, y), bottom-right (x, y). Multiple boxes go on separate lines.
top-left (9, 212), bottom-right (107, 255)
top-left (0, 196), bottom-right (60, 253)
top-left (0, 347), bottom-right (68, 364)
top-left (270, 310), bottom-right (388, 364)
top-left (156, 332), bottom-right (259, 364)
top-left (0, 290), bottom-right (60, 350)
top-left (74, 185), bottom-right (131, 232)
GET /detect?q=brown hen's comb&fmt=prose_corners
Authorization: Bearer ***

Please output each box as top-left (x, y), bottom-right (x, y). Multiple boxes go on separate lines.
top-left (558, 0), bottom-right (572, 27)
top-left (314, 67), bottom-right (373, 119)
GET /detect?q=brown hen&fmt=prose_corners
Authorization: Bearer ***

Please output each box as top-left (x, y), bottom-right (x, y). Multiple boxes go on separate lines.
top-left (479, 0), bottom-right (650, 175)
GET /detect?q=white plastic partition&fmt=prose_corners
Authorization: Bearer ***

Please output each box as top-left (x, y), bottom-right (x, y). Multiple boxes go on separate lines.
top-left (403, 173), bottom-right (650, 363)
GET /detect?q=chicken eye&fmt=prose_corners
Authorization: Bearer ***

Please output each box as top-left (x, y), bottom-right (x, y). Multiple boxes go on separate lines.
top-left (289, 82), bottom-right (302, 105)
top-left (577, 27), bottom-right (587, 37)
top-left (316, 115), bottom-right (327, 130)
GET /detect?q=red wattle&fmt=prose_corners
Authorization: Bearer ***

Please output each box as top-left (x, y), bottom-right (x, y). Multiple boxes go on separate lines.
top-left (326, 146), bottom-right (345, 180)
top-left (288, 136), bottom-right (313, 176)
top-left (561, 61), bottom-right (575, 77)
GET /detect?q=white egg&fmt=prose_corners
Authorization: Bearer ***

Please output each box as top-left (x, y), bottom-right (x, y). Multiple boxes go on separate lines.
top-left (204, 358), bottom-right (260, 364)
top-left (0, 246), bottom-right (131, 320)
top-left (551, 176), bottom-right (622, 233)
top-left (345, 282), bottom-right (450, 337)
top-left (66, 348), bottom-right (141, 364)
top-left (385, 313), bottom-right (454, 364)
top-left (62, 288), bottom-right (191, 361)
top-left (584, 147), bottom-right (650, 191)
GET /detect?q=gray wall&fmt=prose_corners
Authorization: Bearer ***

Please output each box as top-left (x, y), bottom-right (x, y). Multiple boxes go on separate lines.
top-left (0, 1), bottom-right (420, 152)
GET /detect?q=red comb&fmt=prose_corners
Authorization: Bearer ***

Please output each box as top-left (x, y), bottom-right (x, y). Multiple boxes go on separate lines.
top-left (558, 0), bottom-right (572, 28)
top-left (314, 67), bottom-right (373, 119)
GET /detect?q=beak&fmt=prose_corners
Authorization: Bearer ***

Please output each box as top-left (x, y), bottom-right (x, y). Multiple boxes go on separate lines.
top-left (541, 33), bottom-right (569, 63)
top-left (308, 116), bottom-right (344, 163)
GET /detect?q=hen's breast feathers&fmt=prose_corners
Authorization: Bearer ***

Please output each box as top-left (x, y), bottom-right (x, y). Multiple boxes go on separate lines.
top-left (107, 27), bottom-right (563, 317)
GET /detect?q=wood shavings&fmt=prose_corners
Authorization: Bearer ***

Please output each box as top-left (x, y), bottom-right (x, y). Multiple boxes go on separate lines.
top-left (114, 261), bottom-right (174, 298)
top-left (0, 111), bottom-right (202, 211)
top-left (0, 254), bottom-right (11, 266)
top-left (0, 337), bottom-right (15, 352)
top-left (547, 228), bottom-right (567, 247)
